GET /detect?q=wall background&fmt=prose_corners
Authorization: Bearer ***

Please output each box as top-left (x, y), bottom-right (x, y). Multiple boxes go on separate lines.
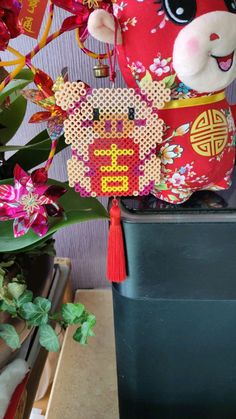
top-left (5, 5), bottom-right (236, 289)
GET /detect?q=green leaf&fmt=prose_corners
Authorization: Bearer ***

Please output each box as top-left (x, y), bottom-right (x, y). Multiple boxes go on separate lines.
top-left (0, 140), bottom-right (53, 152)
top-left (0, 300), bottom-right (17, 316)
top-left (62, 303), bottom-right (85, 325)
top-left (87, 314), bottom-right (96, 328)
top-left (0, 69), bottom-right (34, 105)
top-left (7, 282), bottom-right (26, 300)
top-left (39, 324), bottom-right (60, 352)
top-left (73, 326), bottom-right (86, 345)
top-left (16, 290), bottom-right (33, 307)
top-left (34, 297), bottom-right (51, 311)
top-left (0, 135), bottom-right (67, 153)
top-left (20, 297), bottom-right (51, 326)
top-left (5, 131), bottom-right (67, 176)
top-left (0, 179), bottom-right (108, 253)
top-left (73, 314), bottom-right (96, 345)
top-left (0, 96), bottom-right (27, 145)
top-left (0, 324), bottom-right (20, 349)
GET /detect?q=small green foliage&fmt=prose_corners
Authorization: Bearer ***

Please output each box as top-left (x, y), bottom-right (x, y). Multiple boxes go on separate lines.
top-left (39, 324), bottom-right (60, 352)
top-left (16, 290), bottom-right (33, 307)
top-left (0, 256), bottom-right (96, 352)
top-left (20, 297), bottom-right (51, 326)
top-left (73, 314), bottom-right (96, 345)
top-left (61, 302), bottom-right (85, 325)
top-left (0, 300), bottom-right (17, 316)
top-left (7, 282), bottom-right (26, 300)
top-left (0, 324), bottom-right (20, 349)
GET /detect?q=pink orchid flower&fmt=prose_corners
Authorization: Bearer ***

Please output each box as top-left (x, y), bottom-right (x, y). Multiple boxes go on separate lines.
top-left (0, 165), bottom-right (66, 238)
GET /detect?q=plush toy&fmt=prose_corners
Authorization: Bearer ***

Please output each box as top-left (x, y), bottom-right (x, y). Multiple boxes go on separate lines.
top-left (88, 0), bottom-right (236, 203)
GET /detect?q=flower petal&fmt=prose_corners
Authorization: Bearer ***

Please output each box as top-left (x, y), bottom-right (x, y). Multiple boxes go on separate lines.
top-left (0, 184), bottom-right (15, 201)
top-left (52, 0), bottom-right (87, 14)
top-left (31, 212), bottom-right (49, 237)
top-left (31, 168), bottom-right (48, 185)
top-left (47, 116), bottom-right (64, 140)
top-left (44, 203), bottom-right (63, 217)
top-left (0, 203), bottom-right (18, 220)
top-left (3, 6), bottom-right (22, 39)
top-left (29, 111), bottom-right (52, 123)
top-left (13, 213), bottom-right (37, 237)
top-left (13, 165), bottom-right (33, 199)
top-left (34, 69), bottom-right (54, 98)
top-left (61, 14), bottom-right (89, 32)
top-left (21, 89), bottom-right (46, 105)
top-left (14, 164), bottom-right (29, 183)
top-left (0, 20), bottom-right (10, 51)
top-left (44, 185), bottom-right (67, 201)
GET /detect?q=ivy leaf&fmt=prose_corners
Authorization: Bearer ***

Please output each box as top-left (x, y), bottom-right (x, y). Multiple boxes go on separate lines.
top-left (0, 324), bottom-right (20, 349)
top-left (0, 300), bottom-right (17, 316)
top-left (73, 326), bottom-right (86, 345)
top-left (39, 324), bottom-right (60, 352)
top-left (61, 303), bottom-right (85, 325)
top-left (7, 282), bottom-right (26, 300)
top-left (16, 290), bottom-right (33, 307)
top-left (73, 314), bottom-right (96, 345)
top-left (86, 314), bottom-right (96, 328)
top-left (20, 297), bottom-right (51, 326)
top-left (34, 297), bottom-right (51, 311)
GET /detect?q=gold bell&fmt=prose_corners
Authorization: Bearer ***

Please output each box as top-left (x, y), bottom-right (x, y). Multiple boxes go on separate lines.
top-left (93, 60), bottom-right (110, 78)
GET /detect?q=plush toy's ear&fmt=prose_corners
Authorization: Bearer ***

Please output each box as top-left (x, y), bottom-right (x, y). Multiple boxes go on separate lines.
top-left (88, 10), bottom-right (122, 45)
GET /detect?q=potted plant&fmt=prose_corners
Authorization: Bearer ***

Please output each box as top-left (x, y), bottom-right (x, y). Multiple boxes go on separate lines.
top-left (0, 68), bottom-right (108, 364)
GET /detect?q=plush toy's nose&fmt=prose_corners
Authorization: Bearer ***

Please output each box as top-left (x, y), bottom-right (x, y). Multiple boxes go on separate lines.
top-left (210, 33), bottom-right (220, 41)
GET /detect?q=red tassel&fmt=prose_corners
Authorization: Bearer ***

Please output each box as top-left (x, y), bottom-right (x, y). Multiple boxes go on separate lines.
top-left (107, 198), bottom-right (127, 282)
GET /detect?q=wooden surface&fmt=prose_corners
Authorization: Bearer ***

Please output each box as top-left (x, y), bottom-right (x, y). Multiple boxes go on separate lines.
top-left (45, 289), bottom-right (119, 419)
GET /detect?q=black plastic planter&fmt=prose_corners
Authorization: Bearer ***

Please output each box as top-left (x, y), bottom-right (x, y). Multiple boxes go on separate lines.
top-left (112, 175), bottom-right (236, 419)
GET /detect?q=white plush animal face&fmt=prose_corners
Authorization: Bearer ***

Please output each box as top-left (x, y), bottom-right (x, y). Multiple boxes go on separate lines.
top-left (88, 0), bottom-right (236, 93)
top-left (173, 11), bottom-right (236, 92)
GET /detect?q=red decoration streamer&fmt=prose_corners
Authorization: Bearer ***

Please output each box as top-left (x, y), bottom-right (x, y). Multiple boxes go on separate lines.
top-left (106, 199), bottom-right (127, 283)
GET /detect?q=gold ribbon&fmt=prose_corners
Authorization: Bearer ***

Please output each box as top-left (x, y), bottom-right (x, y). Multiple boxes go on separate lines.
top-left (163, 91), bottom-right (226, 110)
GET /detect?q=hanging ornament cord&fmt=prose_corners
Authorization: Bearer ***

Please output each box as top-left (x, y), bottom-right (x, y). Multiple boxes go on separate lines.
top-left (106, 18), bottom-right (118, 85)
top-left (44, 139), bottom-right (58, 172)
top-left (106, 17), bottom-right (127, 283)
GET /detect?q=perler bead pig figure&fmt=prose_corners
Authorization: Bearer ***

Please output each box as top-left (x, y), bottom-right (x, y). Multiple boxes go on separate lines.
top-left (88, 0), bottom-right (236, 203)
top-left (55, 80), bottom-right (171, 197)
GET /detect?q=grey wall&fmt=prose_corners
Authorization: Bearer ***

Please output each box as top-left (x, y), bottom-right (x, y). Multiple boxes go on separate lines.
top-left (6, 7), bottom-right (236, 289)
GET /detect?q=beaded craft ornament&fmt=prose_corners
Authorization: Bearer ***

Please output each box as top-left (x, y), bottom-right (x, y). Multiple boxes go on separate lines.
top-left (55, 80), bottom-right (171, 197)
